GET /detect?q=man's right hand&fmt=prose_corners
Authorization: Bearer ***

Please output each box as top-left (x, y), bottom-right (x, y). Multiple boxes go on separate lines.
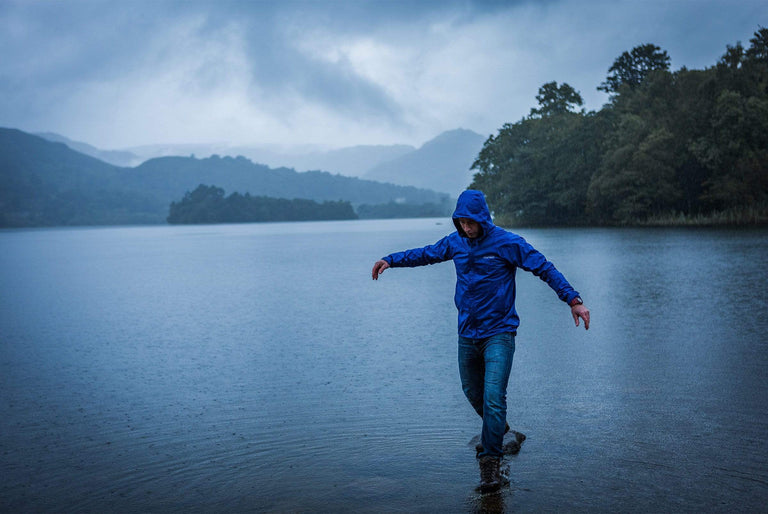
top-left (372, 259), bottom-right (390, 280)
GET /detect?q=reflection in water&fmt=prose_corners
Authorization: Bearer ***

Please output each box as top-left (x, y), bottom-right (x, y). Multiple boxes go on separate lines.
top-left (1, 222), bottom-right (767, 512)
top-left (469, 488), bottom-right (507, 514)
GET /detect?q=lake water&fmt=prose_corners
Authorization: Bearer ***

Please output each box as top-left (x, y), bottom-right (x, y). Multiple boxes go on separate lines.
top-left (1, 219), bottom-right (767, 513)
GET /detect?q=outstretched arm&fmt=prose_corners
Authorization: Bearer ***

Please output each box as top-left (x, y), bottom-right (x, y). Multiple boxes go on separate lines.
top-left (371, 259), bottom-right (390, 280)
top-left (373, 236), bottom-right (453, 280)
top-left (571, 304), bottom-right (590, 330)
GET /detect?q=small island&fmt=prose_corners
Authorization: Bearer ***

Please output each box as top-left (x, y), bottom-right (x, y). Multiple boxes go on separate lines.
top-left (167, 185), bottom-right (357, 224)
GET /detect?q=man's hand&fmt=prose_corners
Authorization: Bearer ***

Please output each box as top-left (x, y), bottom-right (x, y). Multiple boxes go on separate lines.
top-left (571, 304), bottom-right (590, 330)
top-left (372, 259), bottom-right (390, 280)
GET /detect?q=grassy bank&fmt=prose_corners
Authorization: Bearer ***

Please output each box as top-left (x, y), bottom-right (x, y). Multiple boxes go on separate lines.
top-left (639, 205), bottom-right (768, 227)
top-left (493, 204), bottom-right (768, 228)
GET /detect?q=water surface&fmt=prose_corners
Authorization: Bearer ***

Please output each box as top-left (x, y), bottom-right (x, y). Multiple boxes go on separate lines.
top-left (1, 220), bottom-right (767, 512)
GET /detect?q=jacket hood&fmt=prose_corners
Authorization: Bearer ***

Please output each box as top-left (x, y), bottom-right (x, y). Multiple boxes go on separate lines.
top-left (452, 189), bottom-right (494, 238)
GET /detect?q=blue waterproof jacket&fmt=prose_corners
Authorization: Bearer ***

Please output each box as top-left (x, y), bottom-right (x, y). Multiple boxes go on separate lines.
top-left (382, 190), bottom-right (580, 339)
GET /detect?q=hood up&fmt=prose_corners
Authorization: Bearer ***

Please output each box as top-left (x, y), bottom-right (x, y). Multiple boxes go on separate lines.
top-left (452, 189), bottom-right (495, 238)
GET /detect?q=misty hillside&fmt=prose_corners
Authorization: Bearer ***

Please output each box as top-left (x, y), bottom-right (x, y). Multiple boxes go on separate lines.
top-left (112, 141), bottom-right (416, 178)
top-left (0, 128), bottom-right (450, 227)
top-left (125, 154), bottom-right (447, 206)
top-left (36, 130), bottom-right (486, 190)
top-left (0, 128), bottom-right (164, 226)
top-left (275, 144), bottom-right (415, 176)
top-left (36, 132), bottom-right (142, 167)
top-left (364, 129), bottom-right (487, 194)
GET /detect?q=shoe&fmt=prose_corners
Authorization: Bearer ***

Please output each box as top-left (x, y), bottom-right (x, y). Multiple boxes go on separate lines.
top-left (475, 422), bottom-right (511, 454)
top-left (478, 456), bottom-right (502, 493)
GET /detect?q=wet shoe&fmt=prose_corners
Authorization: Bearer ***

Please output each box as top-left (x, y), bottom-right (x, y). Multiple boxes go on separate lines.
top-left (475, 422), bottom-right (511, 454)
top-left (478, 456), bottom-right (502, 493)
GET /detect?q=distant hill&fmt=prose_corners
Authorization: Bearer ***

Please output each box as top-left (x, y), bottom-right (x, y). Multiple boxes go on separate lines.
top-left (363, 129), bottom-right (487, 194)
top-left (276, 144), bottom-right (415, 176)
top-left (36, 129), bottom-right (486, 188)
top-left (37, 132), bottom-right (142, 167)
top-left (125, 154), bottom-right (448, 206)
top-left (122, 142), bottom-right (416, 177)
top-left (0, 128), bottom-right (162, 226)
top-left (0, 128), bottom-right (450, 227)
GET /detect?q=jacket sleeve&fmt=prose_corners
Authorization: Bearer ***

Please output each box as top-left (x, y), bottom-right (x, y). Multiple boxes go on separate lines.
top-left (382, 236), bottom-right (453, 268)
top-left (504, 236), bottom-right (580, 304)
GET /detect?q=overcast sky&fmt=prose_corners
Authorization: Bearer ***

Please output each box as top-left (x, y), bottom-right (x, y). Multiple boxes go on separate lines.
top-left (1, 0), bottom-right (765, 150)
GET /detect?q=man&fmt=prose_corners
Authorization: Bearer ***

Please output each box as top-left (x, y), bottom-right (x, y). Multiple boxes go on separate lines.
top-left (371, 189), bottom-right (590, 492)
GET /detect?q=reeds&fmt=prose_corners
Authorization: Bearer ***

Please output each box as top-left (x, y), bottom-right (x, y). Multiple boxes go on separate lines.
top-left (640, 205), bottom-right (768, 227)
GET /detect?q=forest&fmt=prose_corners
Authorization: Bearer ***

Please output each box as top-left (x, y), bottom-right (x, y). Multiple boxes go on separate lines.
top-left (166, 185), bottom-right (357, 224)
top-left (471, 28), bottom-right (768, 226)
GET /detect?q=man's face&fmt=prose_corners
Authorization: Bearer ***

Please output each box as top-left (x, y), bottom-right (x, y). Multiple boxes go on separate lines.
top-left (459, 218), bottom-right (481, 239)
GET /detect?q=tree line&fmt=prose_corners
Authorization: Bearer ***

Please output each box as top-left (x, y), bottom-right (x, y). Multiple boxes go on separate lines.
top-left (167, 185), bottom-right (357, 224)
top-left (167, 184), bottom-right (456, 223)
top-left (471, 28), bottom-right (768, 226)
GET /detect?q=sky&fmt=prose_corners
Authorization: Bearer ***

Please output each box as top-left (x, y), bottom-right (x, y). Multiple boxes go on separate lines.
top-left (1, 0), bottom-right (765, 150)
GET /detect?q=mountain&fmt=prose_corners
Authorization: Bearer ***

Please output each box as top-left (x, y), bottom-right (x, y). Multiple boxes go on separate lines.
top-left (37, 132), bottom-right (142, 167)
top-left (271, 144), bottom-right (415, 176)
top-left (0, 128), bottom-right (450, 227)
top-left (363, 129), bottom-right (487, 194)
top-left (124, 154), bottom-right (448, 206)
top-left (0, 128), bottom-right (163, 226)
top-left (121, 142), bottom-right (415, 177)
top-left (35, 129), bottom-right (485, 188)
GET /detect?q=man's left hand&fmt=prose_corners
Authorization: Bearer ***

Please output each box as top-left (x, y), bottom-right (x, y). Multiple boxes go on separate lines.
top-left (571, 304), bottom-right (590, 330)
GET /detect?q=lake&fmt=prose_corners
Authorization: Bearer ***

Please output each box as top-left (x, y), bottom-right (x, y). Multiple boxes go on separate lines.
top-left (1, 219), bottom-right (767, 512)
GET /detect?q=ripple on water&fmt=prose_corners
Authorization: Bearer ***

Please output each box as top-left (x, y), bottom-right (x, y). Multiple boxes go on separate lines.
top-left (2, 223), bottom-right (768, 512)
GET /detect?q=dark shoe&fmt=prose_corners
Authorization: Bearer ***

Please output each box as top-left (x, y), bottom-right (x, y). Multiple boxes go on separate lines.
top-left (478, 456), bottom-right (501, 493)
top-left (475, 422), bottom-right (511, 454)
top-left (502, 430), bottom-right (526, 455)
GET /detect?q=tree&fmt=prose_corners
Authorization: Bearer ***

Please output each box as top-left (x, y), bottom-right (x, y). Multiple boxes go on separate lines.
top-left (471, 89), bottom-right (599, 226)
top-left (598, 43), bottom-right (671, 94)
top-left (529, 81), bottom-right (584, 117)
top-left (587, 119), bottom-right (681, 223)
top-left (745, 26), bottom-right (768, 62)
top-left (691, 90), bottom-right (768, 209)
top-left (719, 42), bottom-right (745, 69)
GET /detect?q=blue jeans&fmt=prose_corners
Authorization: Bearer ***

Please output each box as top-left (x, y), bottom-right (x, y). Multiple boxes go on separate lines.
top-left (458, 332), bottom-right (515, 458)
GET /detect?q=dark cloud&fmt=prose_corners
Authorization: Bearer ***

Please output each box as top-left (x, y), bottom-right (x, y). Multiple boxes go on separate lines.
top-left (0, 0), bottom-right (764, 148)
top-left (1, 1), bottom-right (409, 129)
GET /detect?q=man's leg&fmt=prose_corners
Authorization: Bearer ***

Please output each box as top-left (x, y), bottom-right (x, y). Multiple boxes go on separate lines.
top-left (458, 336), bottom-right (485, 418)
top-left (478, 333), bottom-right (515, 459)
